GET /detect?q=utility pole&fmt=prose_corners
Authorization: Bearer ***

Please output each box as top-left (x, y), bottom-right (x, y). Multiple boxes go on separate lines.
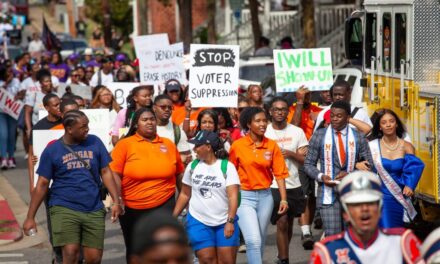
top-left (177, 0), bottom-right (192, 53)
top-left (66, 0), bottom-right (76, 37)
top-left (102, 0), bottom-right (112, 47)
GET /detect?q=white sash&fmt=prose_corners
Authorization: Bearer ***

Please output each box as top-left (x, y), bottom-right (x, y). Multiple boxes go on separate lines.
top-left (322, 126), bottom-right (356, 205)
top-left (369, 139), bottom-right (417, 220)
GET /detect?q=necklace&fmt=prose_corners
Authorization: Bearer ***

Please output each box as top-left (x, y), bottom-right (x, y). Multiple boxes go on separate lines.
top-left (381, 137), bottom-right (401, 152)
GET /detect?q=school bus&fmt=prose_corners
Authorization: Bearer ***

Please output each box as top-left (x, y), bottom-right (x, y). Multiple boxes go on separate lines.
top-left (344, 0), bottom-right (440, 221)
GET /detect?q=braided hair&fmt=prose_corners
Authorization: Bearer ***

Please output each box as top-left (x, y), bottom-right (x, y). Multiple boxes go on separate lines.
top-left (62, 110), bottom-right (87, 128)
top-left (125, 85), bottom-right (154, 127)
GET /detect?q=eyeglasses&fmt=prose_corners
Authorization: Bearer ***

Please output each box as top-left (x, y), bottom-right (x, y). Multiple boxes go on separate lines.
top-left (156, 105), bottom-right (174, 111)
top-left (271, 107), bottom-right (288, 113)
top-left (71, 74), bottom-right (79, 77)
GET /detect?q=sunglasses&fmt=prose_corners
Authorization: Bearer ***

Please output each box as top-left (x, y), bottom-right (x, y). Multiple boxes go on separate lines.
top-left (71, 74), bottom-right (79, 77)
top-left (156, 105), bottom-right (174, 111)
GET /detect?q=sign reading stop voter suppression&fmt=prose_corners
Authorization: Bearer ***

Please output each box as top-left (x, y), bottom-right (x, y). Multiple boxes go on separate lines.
top-left (189, 44), bottom-right (239, 108)
top-left (274, 48), bottom-right (333, 92)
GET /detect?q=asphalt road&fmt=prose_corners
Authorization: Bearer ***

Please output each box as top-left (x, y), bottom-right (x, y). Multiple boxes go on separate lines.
top-left (0, 134), bottom-right (318, 263)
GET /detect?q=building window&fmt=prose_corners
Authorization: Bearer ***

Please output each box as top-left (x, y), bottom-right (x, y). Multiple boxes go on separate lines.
top-left (382, 12), bottom-right (392, 72)
top-left (394, 13), bottom-right (407, 74)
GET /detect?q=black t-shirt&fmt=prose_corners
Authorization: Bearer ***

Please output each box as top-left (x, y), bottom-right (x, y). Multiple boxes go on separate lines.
top-left (30, 117), bottom-right (63, 145)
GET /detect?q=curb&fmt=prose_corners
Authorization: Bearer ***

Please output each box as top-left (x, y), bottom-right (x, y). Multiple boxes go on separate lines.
top-left (0, 176), bottom-right (50, 251)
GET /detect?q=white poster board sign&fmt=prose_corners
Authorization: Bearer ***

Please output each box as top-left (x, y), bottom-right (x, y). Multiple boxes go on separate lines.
top-left (106, 82), bottom-right (141, 108)
top-left (133, 34), bottom-right (169, 58)
top-left (138, 42), bottom-right (185, 85)
top-left (33, 109), bottom-right (112, 186)
top-left (189, 44), bottom-right (240, 108)
top-left (57, 83), bottom-right (93, 100)
top-left (0, 88), bottom-right (24, 120)
top-left (273, 48), bottom-right (333, 92)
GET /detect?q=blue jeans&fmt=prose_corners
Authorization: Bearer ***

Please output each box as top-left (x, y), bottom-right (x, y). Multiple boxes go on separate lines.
top-left (0, 113), bottom-right (17, 158)
top-left (237, 189), bottom-right (274, 264)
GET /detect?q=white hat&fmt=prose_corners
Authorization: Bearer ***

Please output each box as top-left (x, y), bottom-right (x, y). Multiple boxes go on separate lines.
top-left (421, 227), bottom-right (440, 264)
top-left (338, 171), bottom-right (382, 205)
top-left (84, 48), bottom-right (93, 56)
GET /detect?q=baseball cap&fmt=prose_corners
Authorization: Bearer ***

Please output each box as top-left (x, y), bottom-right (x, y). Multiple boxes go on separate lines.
top-left (421, 227), bottom-right (440, 264)
top-left (116, 54), bottom-right (127, 62)
top-left (84, 48), bottom-right (93, 56)
top-left (165, 79), bottom-right (181, 92)
top-left (338, 171), bottom-right (382, 204)
top-left (188, 130), bottom-right (220, 149)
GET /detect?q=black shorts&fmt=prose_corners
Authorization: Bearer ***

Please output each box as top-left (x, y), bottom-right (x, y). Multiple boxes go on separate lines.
top-left (299, 166), bottom-right (315, 197)
top-left (270, 187), bottom-right (306, 225)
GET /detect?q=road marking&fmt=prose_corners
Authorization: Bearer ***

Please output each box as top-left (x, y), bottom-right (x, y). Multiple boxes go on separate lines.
top-left (0, 254), bottom-right (24, 258)
top-left (0, 262), bottom-right (29, 264)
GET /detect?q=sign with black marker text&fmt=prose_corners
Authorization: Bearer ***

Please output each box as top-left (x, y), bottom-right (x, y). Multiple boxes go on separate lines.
top-left (189, 44), bottom-right (239, 108)
top-left (0, 88), bottom-right (24, 120)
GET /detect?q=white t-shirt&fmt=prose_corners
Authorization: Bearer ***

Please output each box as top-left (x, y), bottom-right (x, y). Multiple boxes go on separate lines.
top-left (24, 91), bottom-right (46, 125)
top-left (314, 104), bottom-right (373, 132)
top-left (182, 160), bottom-right (240, 226)
top-left (157, 121), bottom-right (191, 153)
top-left (28, 40), bottom-right (45, 53)
top-left (89, 70), bottom-right (114, 87)
top-left (265, 124), bottom-right (308, 189)
top-left (21, 76), bottom-right (60, 94)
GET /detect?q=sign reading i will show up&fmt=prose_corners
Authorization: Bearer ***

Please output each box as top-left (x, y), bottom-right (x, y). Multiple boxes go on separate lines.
top-left (189, 44), bottom-right (239, 108)
top-left (274, 48), bottom-right (333, 93)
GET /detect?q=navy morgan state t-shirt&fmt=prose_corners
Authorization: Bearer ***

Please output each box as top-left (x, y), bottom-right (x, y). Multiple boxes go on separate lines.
top-left (37, 135), bottom-right (111, 212)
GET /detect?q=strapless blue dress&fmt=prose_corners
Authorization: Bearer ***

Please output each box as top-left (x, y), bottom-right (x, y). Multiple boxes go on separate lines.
top-left (380, 154), bottom-right (424, 228)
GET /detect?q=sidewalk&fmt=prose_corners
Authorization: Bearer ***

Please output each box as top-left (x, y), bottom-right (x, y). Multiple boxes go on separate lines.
top-left (28, 5), bottom-right (65, 33)
top-left (0, 174), bottom-right (49, 251)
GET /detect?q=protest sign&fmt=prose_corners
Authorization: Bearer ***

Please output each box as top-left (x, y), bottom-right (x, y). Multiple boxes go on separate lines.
top-left (106, 82), bottom-right (141, 108)
top-left (138, 42), bottom-right (185, 85)
top-left (274, 48), bottom-right (333, 92)
top-left (133, 34), bottom-right (169, 58)
top-left (57, 83), bottom-right (92, 100)
top-left (0, 88), bottom-right (24, 120)
top-left (189, 44), bottom-right (240, 108)
top-left (33, 109), bottom-right (112, 186)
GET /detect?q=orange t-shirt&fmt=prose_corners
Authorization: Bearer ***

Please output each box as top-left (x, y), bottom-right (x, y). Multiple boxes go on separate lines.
top-left (171, 103), bottom-right (186, 125)
top-left (110, 133), bottom-right (184, 209)
top-left (172, 106), bottom-right (208, 132)
top-left (287, 104), bottom-right (322, 140)
top-left (229, 134), bottom-right (288, 190)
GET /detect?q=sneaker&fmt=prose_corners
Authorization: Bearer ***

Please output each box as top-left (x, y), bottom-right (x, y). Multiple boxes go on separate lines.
top-left (7, 158), bottom-right (16, 169)
top-left (1, 159), bottom-right (7, 170)
top-left (275, 258), bottom-right (289, 264)
top-left (238, 244), bottom-right (246, 253)
top-left (301, 234), bottom-right (315, 250)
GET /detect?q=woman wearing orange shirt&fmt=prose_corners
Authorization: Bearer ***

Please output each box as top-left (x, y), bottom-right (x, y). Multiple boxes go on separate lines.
top-left (229, 107), bottom-right (289, 264)
top-left (110, 107), bottom-right (184, 263)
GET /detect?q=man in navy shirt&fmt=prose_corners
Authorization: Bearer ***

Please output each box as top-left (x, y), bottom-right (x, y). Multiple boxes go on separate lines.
top-left (23, 110), bottom-right (122, 264)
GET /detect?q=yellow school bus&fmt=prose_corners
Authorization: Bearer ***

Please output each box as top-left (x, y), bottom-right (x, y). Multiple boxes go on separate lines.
top-left (345, 0), bottom-right (440, 221)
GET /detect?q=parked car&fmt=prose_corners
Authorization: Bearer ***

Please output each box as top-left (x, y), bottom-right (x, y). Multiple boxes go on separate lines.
top-left (239, 56), bottom-right (275, 90)
top-left (60, 39), bottom-right (88, 59)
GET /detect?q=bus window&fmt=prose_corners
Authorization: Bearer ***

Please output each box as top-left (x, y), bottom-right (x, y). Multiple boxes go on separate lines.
top-left (395, 13), bottom-right (407, 74)
top-left (382, 13), bottom-right (392, 72)
top-left (365, 13), bottom-right (377, 69)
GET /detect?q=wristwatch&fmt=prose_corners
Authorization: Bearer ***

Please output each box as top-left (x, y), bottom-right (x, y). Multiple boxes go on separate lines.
top-left (227, 217), bottom-right (235, 224)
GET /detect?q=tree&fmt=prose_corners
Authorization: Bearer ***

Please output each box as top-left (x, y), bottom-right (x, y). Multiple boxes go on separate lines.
top-left (177, 0), bottom-right (193, 52)
top-left (85, 0), bottom-right (133, 39)
top-left (301, 0), bottom-right (316, 48)
top-left (248, 0), bottom-right (262, 51)
top-left (206, 0), bottom-right (216, 43)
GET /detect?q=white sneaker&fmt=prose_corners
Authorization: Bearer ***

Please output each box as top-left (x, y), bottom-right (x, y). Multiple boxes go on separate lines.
top-left (1, 159), bottom-right (8, 170)
top-left (7, 158), bottom-right (16, 169)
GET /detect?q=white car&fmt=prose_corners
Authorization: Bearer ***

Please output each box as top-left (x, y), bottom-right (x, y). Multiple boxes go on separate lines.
top-left (239, 56), bottom-right (274, 90)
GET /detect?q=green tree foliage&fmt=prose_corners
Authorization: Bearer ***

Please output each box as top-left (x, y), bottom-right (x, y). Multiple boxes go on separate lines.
top-left (85, 0), bottom-right (133, 37)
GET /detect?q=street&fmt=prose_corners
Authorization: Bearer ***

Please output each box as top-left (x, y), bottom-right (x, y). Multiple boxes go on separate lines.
top-left (0, 134), bottom-right (316, 264)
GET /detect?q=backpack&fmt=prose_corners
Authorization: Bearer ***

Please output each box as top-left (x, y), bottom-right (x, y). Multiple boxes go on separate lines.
top-left (173, 123), bottom-right (181, 145)
top-left (190, 159), bottom-right (241, 207)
